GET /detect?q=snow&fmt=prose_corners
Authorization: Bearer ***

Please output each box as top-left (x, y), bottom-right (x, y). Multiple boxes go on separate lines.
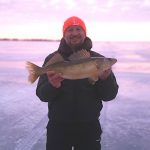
top-left (0, 41), bottom-right (150, 150)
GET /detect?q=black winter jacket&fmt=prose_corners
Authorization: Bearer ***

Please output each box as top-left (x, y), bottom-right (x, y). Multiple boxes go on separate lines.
top-left (36, 37), bottom-right (119, 122)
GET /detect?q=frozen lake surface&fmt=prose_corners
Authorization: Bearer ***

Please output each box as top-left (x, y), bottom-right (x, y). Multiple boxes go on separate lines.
top-left (0, 41), bottom-right (150, 150)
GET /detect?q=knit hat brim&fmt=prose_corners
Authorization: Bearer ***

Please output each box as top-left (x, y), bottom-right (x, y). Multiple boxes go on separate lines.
top-left (63, 16), bottom-right (86, 35)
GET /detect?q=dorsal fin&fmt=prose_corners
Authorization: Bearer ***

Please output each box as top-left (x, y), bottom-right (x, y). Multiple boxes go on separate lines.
top-left (45, 52), bottom-right (64, 67)
top-left (68, 49), bottom-right (90, 61)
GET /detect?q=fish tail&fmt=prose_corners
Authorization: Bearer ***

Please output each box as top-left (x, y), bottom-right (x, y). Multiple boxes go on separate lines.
top-left (26, 61), bottom-right (42, 83)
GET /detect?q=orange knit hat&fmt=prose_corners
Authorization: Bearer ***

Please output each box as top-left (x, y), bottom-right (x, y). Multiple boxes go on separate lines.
top-left (63, 16), bottom-right (86, 35)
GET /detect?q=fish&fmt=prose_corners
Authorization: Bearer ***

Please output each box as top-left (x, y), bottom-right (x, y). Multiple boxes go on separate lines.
top-left (26, 49), bottom-right (117, 84)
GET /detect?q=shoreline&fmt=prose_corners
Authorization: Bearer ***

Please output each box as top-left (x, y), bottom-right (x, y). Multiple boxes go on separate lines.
top-left (0, 38), bottom-right (60, 42)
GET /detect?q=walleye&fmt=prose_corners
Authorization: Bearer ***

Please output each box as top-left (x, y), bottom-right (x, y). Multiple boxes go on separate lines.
top-left (26, 49), bottom-right (117, 84)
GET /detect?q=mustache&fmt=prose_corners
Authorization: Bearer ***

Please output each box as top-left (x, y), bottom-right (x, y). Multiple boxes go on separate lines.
top-left (70, 35), bottom-right (80, 39)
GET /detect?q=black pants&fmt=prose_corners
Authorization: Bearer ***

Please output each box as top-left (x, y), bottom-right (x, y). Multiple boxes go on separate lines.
top-left (46, 120), bottom-right (102, 150)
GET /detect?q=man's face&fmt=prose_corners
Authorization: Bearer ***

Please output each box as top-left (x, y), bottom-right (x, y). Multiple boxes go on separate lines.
top-left (63, 25), bottom-right (86, 49)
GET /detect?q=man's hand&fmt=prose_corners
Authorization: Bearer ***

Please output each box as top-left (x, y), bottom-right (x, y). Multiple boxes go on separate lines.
top-left (100, 68), bottom-right (112, 80)
top-left (47, 71), bottom-right (64, 88)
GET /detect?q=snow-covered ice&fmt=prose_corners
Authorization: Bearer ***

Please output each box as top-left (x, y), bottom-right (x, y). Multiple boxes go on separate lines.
top-left (0, 41), bottom-right (150, 150)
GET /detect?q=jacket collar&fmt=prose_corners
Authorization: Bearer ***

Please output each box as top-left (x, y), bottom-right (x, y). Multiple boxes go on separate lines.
top-left (58, 37), bottom-right (92, 59)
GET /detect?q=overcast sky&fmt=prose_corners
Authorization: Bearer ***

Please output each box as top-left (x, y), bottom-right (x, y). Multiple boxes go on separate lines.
top-left (0, 0), bottom-right (150, 41)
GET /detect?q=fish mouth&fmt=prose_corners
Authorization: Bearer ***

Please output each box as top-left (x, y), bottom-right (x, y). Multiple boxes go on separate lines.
top-left (107, 58), bottom-right (117, 65)
top-left (112, 58), bottom-right (117, 64)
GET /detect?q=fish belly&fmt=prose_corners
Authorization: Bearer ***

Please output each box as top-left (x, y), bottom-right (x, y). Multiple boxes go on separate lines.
top-left (61, 63), bottom-right (98, 80)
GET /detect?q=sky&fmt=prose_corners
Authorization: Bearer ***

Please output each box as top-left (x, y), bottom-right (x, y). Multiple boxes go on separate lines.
top-left (0, 0), bottom-right (150, 41)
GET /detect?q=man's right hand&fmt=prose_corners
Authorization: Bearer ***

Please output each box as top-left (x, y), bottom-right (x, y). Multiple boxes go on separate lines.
top-left (47, 71), bottom-right (64, 88)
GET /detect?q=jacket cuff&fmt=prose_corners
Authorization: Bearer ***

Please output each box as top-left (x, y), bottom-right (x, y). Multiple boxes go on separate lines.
top-left (36, 82), bottom-right (59, 102)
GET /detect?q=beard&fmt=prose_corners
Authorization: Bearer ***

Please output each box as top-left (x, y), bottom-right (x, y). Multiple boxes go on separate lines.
top-left (68, 36), bottom-right (85, 48)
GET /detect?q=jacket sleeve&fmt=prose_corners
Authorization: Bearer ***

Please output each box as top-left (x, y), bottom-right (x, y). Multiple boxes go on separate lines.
top-left (36, 74), bottom-right (60, 102)
top-left (36, 53), bottom-right (60, 102)
top-left (96, 71), bottom-right (119, 101)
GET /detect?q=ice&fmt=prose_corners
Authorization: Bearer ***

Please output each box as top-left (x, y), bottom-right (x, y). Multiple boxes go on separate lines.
top-left (0, 41), bottom-right (150, 150)
top-left (101, 72), bottom-right (150, 150)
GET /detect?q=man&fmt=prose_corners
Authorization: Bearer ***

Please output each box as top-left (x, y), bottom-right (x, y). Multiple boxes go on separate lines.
top-left (36, 16), bottom-right (119, 150)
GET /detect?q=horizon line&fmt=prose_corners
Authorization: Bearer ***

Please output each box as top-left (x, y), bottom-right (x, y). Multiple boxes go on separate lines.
top-left (0, 38), bottom-right (150, 43)
top-left (0, 38), bottom-right (60, 42)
